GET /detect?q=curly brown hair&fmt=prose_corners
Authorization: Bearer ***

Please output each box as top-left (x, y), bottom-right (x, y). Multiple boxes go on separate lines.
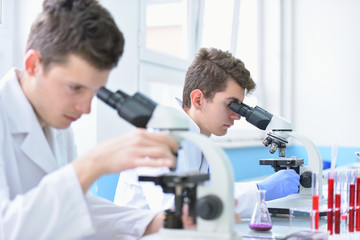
top-left (26, 0), bottom-right (124, 71)
top-left (182, 48), bottom-right (256, 109)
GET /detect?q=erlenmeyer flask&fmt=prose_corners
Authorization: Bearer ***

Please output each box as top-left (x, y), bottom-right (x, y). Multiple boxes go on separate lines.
top-left (249, 189), bottom-right (272, 231)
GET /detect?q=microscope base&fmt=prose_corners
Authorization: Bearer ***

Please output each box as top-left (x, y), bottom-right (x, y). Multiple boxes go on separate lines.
top-left (155, 228), bottom-right (242, 240)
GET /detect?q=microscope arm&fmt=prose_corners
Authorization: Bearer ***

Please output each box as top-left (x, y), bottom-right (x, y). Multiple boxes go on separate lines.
top-left (287, 132), bottom-right (323, 174)
top-left (288, 132), bottom-right (323, 197)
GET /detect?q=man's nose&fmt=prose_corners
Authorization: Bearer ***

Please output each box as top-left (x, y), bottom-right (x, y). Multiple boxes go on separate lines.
top-left (76, 95), bottom-right (93, 114)
top-left (230, 111), bottom-right (241, 120)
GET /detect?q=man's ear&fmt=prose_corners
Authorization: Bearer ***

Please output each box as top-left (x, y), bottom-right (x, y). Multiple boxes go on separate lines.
top-left (24, 49), bottom-right (42, 77)
top-left (190, 89), bottom-right (204, 109)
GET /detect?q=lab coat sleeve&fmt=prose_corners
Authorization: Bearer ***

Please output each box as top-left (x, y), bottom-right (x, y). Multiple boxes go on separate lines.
top-left (233, 181), bottom-right (259, 218)
top-left (115, 167), bottom-right (174, 212)
top-left (83, 193), bottom-right (159, 240)
top-left (0, 164), bottom-right (94, 240)
top-left (114, 169), bottom-right (152, 209)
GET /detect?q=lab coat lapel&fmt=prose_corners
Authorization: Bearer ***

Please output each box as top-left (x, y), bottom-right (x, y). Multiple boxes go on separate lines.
top-left (2, 69), bottom-right (58, 173)
top-left (21, 128), bottom-right (58, 173)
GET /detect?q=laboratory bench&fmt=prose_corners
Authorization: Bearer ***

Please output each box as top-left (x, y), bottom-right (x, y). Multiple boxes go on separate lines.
top-left (140, 212), bottom-right (360, 239)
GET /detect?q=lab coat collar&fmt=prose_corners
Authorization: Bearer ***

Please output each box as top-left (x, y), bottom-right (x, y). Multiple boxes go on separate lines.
top-left (0, 68), bottom-right (60, 173)
top-left (0, 69), bottom-right (37, 134)
top-left (174, 97), bottom-right (205, 172)
top-left (174, 97), bottom-right (200, 135)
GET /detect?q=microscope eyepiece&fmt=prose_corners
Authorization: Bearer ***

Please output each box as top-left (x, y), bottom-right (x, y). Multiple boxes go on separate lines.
top-left (229, 102), bottom-right (273, 130)
top-left (97, 87), bottom-right (129, 110)
top-left (96, 86), bottom-right (157, 128)
top-left (229, 102), bottom-right (252, 118)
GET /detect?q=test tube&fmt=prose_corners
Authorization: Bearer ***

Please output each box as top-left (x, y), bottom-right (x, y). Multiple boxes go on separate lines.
top-left (349, 170), bottom-right (355, 232)
top-left (356, 171), bottom-right (360, 231)
top-left (340, 171), bottom-right (349, 234)
top-left (328, 171), bottom-right (334, 235)
top-left (334, 171), bottom-right (341, 234)
top-left (312, 171), bottom-right (320, 231)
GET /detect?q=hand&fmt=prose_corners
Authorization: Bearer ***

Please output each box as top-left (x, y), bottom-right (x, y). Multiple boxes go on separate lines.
top-left (144, 204), bottom-right (198, 237)
top-left (234, 199), bottom-right (242, 224)
top-left (73, 129), bottom-right (178, 192)
top-left (256, 169), bottom-right (300, 201)
top-left (181, 200), bottom-right (242, 228)
top-left (181, 203), bottom-right (196, 229)
top-left (92, 128), bottom-right (178, 173)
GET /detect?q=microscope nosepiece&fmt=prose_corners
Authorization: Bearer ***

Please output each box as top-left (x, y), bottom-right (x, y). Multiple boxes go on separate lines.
top-left (269, 142), bottom-right (278, 154)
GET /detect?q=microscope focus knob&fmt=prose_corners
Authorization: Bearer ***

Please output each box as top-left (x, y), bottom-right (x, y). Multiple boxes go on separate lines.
top-left (300, 171), bottom-right (312, 188)
top-left (196, 195), bottom-right (223, 220)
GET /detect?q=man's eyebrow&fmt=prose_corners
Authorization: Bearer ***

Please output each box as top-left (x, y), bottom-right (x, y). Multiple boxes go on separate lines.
top-left (67, 81), bottom-right (87, 88)
top-left (226, 97), bottom-right (240, 102)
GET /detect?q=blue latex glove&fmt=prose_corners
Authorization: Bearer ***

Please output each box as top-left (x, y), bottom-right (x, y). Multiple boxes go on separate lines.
top-left (257, 169), bottom-right (300, 201)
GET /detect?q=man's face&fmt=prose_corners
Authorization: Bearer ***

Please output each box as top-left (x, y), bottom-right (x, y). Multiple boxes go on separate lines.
top-left (198, 78), bottom-right (245, 137)
top-left (25, 54), bottom-right (110, 129)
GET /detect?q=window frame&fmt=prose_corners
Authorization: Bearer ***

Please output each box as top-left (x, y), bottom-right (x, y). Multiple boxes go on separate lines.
top-left (138, 0), bottom-right (200, 71)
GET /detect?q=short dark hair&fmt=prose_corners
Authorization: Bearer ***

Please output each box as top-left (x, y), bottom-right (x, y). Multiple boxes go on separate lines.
top-left (26, 0), bottom-right (125, 71)
top-left (182, 48), bottom-right (256, 109)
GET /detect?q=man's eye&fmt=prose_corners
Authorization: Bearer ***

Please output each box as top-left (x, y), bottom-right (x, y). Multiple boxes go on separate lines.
top-left (70, 85), bottom-right (81, 91)
top-left (227, 101), bottom-right (235, 107)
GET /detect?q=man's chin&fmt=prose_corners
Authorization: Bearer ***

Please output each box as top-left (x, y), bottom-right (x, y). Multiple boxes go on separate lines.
top-left (51, 122), bottom-right (72, 129)
top-left (213, 130), bottom-right (227, 137)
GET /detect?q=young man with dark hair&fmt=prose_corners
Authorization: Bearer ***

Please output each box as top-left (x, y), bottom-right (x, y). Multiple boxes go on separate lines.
top-left (115, 48), bottom-right (299, 219)
top-left (0, 0), bottom-right (178, 239)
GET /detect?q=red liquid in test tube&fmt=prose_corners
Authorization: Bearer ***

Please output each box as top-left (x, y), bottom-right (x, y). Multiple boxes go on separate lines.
top-left (328, 177), bottom-right (334, 235)
top-left (334, 193), bottom-right (341, 234)
top-left (312, 195), bottom-right (319, 230)
top-left (349, 183), bottom-right (355, 232)
top-left (356, 177), bottom-right (360, 231)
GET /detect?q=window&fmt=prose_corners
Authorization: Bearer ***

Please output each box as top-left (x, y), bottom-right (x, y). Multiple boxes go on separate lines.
top-left (139, 0), bottom-right (195, 107)
top-left (139, 0), bottom-right (283, 146)
top-left (139, 0), bottom-right (194, 71)
top-left (200, 0), bottom-right (234, 51)
top-left (145, 0), bottom-right (188, 59)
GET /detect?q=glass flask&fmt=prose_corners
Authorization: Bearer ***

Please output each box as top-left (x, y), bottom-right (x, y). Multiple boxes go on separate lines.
top-left (249, 189), bottom-right (272, 231)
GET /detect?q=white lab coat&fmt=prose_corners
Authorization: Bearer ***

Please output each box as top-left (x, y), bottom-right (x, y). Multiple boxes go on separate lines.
top-left (0, 69), bottom-right (157, 240)
top-left (114, 99), bottom-right (259, 219)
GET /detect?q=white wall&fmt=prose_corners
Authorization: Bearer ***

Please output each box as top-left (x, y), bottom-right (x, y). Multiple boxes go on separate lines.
top-left (12, 0), bottom-right (42, 68)
top-left (293, 0), bottom-right (360, 147)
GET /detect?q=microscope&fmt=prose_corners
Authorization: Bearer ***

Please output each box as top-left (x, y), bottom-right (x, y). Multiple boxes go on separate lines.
top-left (97, 87), bottom-right (241, 239)
top-left (230, 102), bottom-right (323, 215)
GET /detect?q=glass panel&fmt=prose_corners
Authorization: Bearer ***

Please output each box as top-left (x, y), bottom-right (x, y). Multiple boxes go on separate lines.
top-left (200, 0), bottom-right (234, 50)
top-left (235, 0), bottom-right (259, 83)
top-left (145, 0), bottom-right (188, 59)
